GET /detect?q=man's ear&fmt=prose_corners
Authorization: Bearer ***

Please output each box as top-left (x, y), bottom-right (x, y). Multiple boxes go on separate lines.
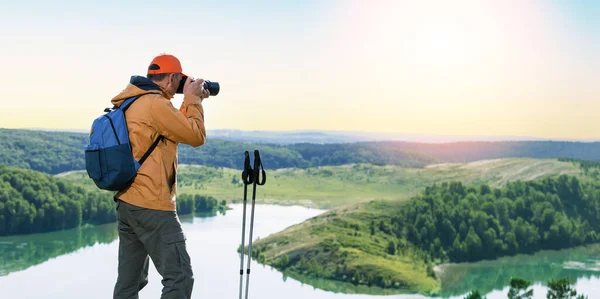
top-left (168, 73), bottom-right (178, 88)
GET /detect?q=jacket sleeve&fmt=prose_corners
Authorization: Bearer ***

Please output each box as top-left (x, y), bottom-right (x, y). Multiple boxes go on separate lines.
top-left (149, 94), bottom-right (206, 147)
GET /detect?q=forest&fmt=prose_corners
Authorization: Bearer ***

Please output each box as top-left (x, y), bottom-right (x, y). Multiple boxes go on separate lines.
top-left (0, 164), bottom-right (230, 236)
top-left (0, 165), bottom-right (115, 236)
top-left (397, 175), bottom-right (600, 263)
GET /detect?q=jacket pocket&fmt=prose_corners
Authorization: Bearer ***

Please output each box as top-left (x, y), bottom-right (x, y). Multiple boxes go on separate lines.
top-left (85, 144), bottom-right (102, 180)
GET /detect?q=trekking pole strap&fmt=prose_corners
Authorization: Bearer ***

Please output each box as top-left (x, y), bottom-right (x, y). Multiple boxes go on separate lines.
top-left (253, 150), bottom-right (266, 186)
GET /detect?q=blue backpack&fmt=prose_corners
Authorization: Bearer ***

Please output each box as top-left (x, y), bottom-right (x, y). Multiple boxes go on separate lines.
top-left (85, 93), bottom-right (163, 191)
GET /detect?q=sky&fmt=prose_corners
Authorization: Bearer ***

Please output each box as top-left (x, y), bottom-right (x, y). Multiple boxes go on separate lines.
top-left (0, 0), bottom-right (598, 140)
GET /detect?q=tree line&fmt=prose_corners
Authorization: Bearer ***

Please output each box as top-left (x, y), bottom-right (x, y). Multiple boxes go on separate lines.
top-left (176, 194), bottom-right (227, 217)
top-left (0, 128), bottom-right (436, 174)
top-left (5, 128), bottom-right (600, 175)
top-left (558, 157), bottom-right (600, 178)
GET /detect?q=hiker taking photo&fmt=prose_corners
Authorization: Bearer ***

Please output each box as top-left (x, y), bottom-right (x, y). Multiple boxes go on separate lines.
top-left (114, 54), bottom-right (207, 299)
top-left (86, 53), bottom-right (210, 299)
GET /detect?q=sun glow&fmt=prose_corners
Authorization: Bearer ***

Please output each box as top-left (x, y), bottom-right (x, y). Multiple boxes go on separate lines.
top-left (411, 22), bottom-right (471, 70)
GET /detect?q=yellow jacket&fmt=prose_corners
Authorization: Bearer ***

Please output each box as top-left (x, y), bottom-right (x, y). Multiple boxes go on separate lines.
top-left (110, 76), bottom-right (206, 211)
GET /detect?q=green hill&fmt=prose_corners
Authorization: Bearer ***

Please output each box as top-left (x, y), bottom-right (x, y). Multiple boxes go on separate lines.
top-left (0, 165), bottom-right (115, 236)
top-left (0, 129), bottom-right (88, 174)
top-left (60, 158), bottom-right (581, 209)
top-left (0, 164), bottom-right (229, 236)
top-left (249, 173), bottom-right (600, 296)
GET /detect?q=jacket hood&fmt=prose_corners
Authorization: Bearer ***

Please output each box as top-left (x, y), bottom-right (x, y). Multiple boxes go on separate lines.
top-left (111, 76), bottom-right (167, 106)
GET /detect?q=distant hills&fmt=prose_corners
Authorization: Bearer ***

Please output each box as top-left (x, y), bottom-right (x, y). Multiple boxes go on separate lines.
top-left (2, 128), bottom-right (600, 175)
top-left (21, 128), bottom-right (600, 144)
top-left (194, 129), bottom-right (600, 144)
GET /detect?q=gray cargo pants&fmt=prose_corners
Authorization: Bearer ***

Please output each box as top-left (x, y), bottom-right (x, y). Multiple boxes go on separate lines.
top-left (113, 199), bottom-right (194, 299)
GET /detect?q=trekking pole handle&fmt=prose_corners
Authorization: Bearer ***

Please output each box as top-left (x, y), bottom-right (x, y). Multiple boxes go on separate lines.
top-left (242, 151), bottom-right (254, 185)
top-left (253, 150), bottom-right (266, 186)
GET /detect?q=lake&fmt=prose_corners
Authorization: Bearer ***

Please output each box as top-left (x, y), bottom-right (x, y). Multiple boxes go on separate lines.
top-left (1, 204), bottom-right (599, 299)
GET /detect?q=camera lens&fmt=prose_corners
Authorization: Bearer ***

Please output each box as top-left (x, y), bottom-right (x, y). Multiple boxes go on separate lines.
top-left (203, 81), bottom-right (220, 96)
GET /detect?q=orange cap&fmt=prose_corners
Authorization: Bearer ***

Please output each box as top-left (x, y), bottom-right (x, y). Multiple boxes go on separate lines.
top-left (147, 54), bottom-right (185, 75)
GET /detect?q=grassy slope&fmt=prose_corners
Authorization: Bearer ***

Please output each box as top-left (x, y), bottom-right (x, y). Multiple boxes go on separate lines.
top-left (251, 201), bottom-right (439, 294)
top-left (60, 158), bottom-right (581, 209)
top-left (245, 159), bottom-right (588, 295)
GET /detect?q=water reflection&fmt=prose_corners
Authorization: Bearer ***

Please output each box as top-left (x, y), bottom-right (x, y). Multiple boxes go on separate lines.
top-left (436, 244), bottom-right (600, 297)
top-left (280, 271), bottom-right (413, 296)
top-left (0, 223), bottom-right (118, 276)
top-left (1, 208), bottom-right (599, 299)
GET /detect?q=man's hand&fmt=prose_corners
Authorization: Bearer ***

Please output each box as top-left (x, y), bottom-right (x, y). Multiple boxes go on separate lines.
top-left (183, 77), bottom-right (210, 100)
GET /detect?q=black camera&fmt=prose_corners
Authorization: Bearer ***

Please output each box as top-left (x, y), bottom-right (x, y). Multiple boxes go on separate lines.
top-left (176, 75), bottom-right (220, 96)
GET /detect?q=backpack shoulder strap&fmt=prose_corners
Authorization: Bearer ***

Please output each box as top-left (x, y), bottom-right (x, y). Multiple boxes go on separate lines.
top-left (120, 92), bottom-right (161, 112)
top-left (112, 91), bottom-right (164, 165)
top-left (139, 136), bottom-right (164, 165)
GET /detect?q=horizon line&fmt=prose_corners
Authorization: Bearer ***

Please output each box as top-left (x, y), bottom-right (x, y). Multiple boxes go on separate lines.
top-left (2, 126), bottom-right (599, 144)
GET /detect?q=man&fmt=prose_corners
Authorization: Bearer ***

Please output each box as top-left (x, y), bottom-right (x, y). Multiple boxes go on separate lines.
top-left (111, 54), bottom-right (208, 299)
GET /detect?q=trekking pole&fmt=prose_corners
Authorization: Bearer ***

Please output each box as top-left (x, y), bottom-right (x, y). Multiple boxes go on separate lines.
top-left (239, 151), bottom-right (254, 299)
top-left (244, 150), bottom-right (266, 299)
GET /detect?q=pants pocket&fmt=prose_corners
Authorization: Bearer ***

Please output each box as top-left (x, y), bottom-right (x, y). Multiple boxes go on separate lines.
top-left (154, 229), bottom-right (194, 298)
top-left (159, 231), bottom-right (193, 285)
top-left (160, 231), bottom-right (192, 267)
